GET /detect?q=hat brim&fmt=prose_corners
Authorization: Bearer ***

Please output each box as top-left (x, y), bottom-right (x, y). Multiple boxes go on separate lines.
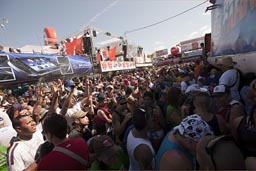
top-left (216, 61), bottom-right (237, 67)
top-left (72, 111), bottom-right (88, 120)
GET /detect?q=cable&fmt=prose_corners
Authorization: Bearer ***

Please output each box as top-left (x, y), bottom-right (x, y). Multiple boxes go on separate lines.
top-left (124, 0), bottom-right (209, 35)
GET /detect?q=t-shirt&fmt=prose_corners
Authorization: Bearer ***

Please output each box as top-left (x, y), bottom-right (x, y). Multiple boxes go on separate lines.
top-left (37, 138), bottom-right (89, 170)
top-left (166, 104), bottom-right (182, 128)
top-left (7, 132), bottom-right (44, 171)
top-left (0, 126), bottom-right (17, 147)
top-left (0, 145), bottom-right (7, 171)
top-left (219, 69), bottom-right (240, 101)
top-left (89, 148), bottom-right (128, 170)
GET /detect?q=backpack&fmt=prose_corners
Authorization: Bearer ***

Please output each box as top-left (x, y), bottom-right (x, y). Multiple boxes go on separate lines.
top-left (228, 69), bottom-right (244, 92)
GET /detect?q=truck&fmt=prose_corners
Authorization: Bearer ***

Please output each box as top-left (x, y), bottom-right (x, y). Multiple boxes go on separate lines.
top-left (206, 0), bottom-right (256, 74)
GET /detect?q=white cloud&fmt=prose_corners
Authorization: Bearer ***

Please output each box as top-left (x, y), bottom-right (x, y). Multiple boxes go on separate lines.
top-left (199, 25), bottom-right (211, 35)
top-left (187, 31), bottom-right (198, 39)
top-left (200, 25), bottom-right (208, 31)
top-left (153, 45), bottom-right (166, 51)
top-left (154, 41), bottom-right (164, 45)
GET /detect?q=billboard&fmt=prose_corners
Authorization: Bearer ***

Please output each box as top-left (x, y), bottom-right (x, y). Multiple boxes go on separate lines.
top-left (0, 52), bottom-right (93, 85)
top-left (211, 0), bottom-right (256, 57)
top-left (180, 37), bottom-right (204, 52)
top-left (100, 61), bottom-right (136, 72)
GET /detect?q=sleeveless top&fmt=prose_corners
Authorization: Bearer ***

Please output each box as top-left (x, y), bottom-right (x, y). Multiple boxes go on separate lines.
top-left (237, 116), bottom-right (256, 157)
top-left (126, 130), bottom-right (155, 170)
top-left (207, 115), bottom-right (221, 135)
top-left (155, 131), bottom-right (194, 170)
top-left (216, 100), bottom-right (241, 123)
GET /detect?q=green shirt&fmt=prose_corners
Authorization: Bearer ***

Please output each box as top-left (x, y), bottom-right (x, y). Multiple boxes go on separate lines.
top-left (0, 146), bottom-right (7, 171)
top-left (166, 104), bottom-right (182, 127)
top-left (89, 148), bottom-right (129, 170)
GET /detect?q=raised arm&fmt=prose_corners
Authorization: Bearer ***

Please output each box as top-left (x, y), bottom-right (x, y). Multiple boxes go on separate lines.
top-left (60, 87), bottom-right (75, 115)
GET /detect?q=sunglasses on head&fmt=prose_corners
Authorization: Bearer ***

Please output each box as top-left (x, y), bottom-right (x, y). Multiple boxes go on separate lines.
top-left (79, 115), bottom-right (87, 119)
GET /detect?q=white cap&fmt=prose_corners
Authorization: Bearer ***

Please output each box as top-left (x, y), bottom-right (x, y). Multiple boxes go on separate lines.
top-left (107, 85), bottom-right (114, 89)
top-left (185, 84), bottom-right (209, 94)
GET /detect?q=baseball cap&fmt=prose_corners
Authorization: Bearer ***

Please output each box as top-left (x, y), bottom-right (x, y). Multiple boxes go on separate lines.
top-left (89, 135), bottom-right (120, 160)
top-left (185, 84), bottom-right (209, 94)
top-left (216, 57), bottom-right (237, 67)
top-left (106, 85), bottom-right (114, 89)
top-left (97, 93), bottom-right (106, 102)
top-left (64, 80), bottom-right (76, 87)
top-left (71, 110), bottom-right (88, 120)
top-left (213, 85), bottom-right (230, 96)
top-left (174, 114), bottom-right (213, 141)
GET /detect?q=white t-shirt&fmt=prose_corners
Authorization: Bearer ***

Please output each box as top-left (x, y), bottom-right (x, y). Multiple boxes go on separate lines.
top-left (0, 111), bottom-right (12, 127)
top-left (0, 126), bottom-right (17, 147)
top-left (57, 101), bottom-right (82, 128)
top-left (180, 81), bottom-right (189, 92)
top-left (7, 132), bottom-right (44, 171)
top-left (219, 69), bottom-right (240, 101)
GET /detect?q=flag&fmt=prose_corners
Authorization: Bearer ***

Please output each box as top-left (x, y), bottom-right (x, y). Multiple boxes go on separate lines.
top-left (96, 52), bottom-right (102, 63)
top-left (108, 45), bottom-right (117, 61)
top-left (65, 35), bottom-right (83, 55)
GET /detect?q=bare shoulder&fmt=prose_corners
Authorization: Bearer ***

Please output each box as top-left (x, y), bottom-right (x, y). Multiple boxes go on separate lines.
top-left (134, 143), bottom-right (154, 169)
top-left (134, 143), bottom-right (153, 159)
top-left (231, 116), bottom-right (244, 129)
top-left (159, 149), bottom-right (193, 170)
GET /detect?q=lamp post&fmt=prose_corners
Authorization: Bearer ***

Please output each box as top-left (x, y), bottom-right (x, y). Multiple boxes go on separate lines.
top-left (0, 18), bottom-right (9, 46)
top-left (0, 18), bottom-right (8, 29)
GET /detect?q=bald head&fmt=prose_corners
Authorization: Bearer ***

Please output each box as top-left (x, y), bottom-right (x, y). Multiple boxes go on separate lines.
top-left (193, 92), bottom-right (211, 110)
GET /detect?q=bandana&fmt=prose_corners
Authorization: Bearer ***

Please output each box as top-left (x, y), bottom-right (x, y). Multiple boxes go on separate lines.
top-left (174, 114), bottom-right (213, 141)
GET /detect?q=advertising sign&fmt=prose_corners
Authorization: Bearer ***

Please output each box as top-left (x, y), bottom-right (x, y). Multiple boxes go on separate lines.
top-left (155, 49), bottom-right (168, 57)
top-left (100, 61), bottom-right (136, 72)
top-left (211, 0), bottom-right (256, 56)
top-left (0, 52), bottom-right (93, 85)
top-left (180, 37), bottom-right (204, 52)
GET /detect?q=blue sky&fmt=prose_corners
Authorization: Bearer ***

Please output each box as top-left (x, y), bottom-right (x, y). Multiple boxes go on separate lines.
top-left (0, 0), bottom-right (211, 54)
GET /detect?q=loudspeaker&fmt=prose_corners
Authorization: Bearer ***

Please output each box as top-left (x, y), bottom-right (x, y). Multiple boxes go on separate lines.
top-left (83, 36), bottom-right (92, 55)
top-left (122, 45), bottom-right (127, 58)
top-left (92, 30), bottom-right (97, 37)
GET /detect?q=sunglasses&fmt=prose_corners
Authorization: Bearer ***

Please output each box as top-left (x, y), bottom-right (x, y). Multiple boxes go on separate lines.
top-left (119, 101), bottom-right (127, 105)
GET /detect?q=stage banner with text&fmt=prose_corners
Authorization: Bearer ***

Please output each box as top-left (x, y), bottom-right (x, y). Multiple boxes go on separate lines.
top-left (100, 61), bottom-right (136, 72)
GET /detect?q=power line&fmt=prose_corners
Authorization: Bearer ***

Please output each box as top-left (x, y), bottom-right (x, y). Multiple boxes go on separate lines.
top-left (124, 0), bottom-right (209, 35)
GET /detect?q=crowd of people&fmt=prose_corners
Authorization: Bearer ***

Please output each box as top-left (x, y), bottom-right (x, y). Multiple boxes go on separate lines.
top-left (0, 57), bottom-right (256, 170)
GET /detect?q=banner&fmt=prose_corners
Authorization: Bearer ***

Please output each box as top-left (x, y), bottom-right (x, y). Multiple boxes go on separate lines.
top-left (180, 37), bottom-right (204, 52)
top-left (65, 35), bottom-right (83, 55)
top-left (108, 46), bottom-right (117, 61)
top-left (100, 61), bottom-right (136, 72)
top-left (211, 0), bottom-right (256, 57)
top-left (0, 52), bottom-right (93, 86)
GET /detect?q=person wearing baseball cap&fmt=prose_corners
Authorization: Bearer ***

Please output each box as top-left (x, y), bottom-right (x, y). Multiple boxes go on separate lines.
top-left (68, 110), bottom-right (92, 141)
top-left (156, 114), bottom-right (213, 170)
top-left (213, 84), bottom-right (245, 126)
top-left (89, 135), bottom-right (128, 170)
